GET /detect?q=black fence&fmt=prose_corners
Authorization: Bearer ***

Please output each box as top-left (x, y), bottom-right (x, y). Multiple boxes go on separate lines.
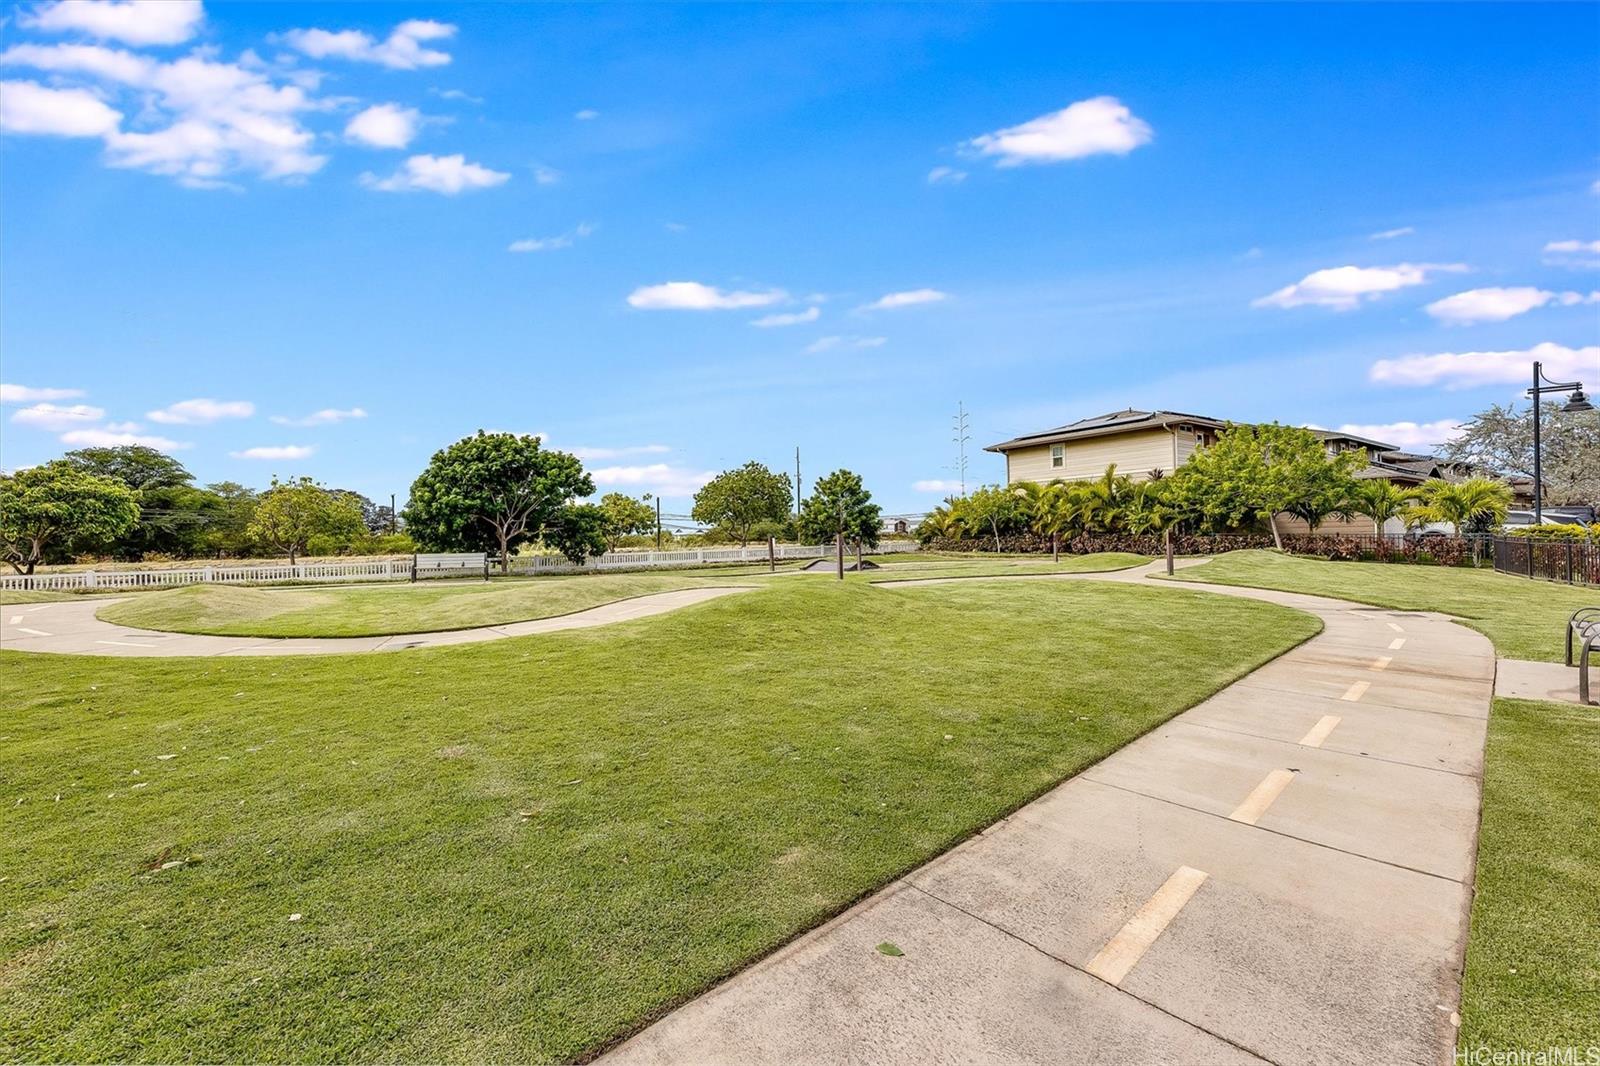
top-left (1492, 537), bottom-right (1600, 587)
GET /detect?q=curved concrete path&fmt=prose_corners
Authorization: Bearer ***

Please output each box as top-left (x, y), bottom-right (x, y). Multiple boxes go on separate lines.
top-left (0, 586), bottom-right (754, 657)
top-left (607, 560), bottom-right (1494, 1066)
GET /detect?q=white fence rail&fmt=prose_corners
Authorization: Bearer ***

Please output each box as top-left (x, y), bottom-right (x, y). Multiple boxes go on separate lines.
top-left (0, 542), bottom-right (919, 592)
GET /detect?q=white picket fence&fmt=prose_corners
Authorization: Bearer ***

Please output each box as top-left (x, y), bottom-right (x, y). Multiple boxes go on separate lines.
top-left (0, 542), bottom-right (920, 592)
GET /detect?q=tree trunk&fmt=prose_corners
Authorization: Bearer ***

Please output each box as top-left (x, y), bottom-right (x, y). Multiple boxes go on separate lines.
top-left (288, 546), bottom-right (297, 565)
top-left (1051, 533), bottom-right (1059, 563)
top-left (1269, 512), bottom-right (1283, 550)
top-left (990, 519), bottom-right (1002, 553)
top-left (498, 528), bottom-right (511, 573)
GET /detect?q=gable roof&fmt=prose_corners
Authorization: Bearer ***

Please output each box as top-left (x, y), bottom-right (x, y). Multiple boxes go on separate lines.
top-left (985, 408), bottom-right (1227, 452)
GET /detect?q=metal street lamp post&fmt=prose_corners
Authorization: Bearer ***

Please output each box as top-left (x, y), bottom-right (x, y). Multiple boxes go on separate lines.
top-left (1527, 360), bottom-right (1593, 524)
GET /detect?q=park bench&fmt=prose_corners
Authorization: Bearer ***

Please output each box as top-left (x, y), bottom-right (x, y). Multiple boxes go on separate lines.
top-left (1567, 607), bottom-right (1600, 706)
top-left (412, 552), bottom-right (491, 582)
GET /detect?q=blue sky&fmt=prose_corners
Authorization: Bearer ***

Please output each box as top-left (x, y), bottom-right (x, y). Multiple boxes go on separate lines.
top-left (2, 1), bottom-right (1597, 514)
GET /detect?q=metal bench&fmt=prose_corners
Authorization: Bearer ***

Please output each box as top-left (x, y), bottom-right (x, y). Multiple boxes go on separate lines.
top-left (1567, 608), bottom-right (1600, 705)
top-left (412, 552), bottom-right (490, 582)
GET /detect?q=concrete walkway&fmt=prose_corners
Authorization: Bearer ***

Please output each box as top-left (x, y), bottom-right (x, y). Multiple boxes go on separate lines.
top-left (605, 561), bottom-right (1494, 1066)
top-left (0, 586), bottom-right (753, 657)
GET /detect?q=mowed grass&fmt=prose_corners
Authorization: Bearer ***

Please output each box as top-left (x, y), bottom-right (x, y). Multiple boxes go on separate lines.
top-left (94, 572), bottom-right (755, 638)
top-left (83, 554), bottom-right (1146, 638)
top-left (863, 552), bottom-right (1147, 583)
top-left (1458, 698), bottom-right (1600, 1051)
top-left (1, 578), bottom-right (1315, 1062)
top-left (1169, 550), bottom-right (1592, 662)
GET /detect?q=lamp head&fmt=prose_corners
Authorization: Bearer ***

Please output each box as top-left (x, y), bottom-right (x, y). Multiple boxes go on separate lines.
top-left (1564, 388), bottom-right (1594, 414)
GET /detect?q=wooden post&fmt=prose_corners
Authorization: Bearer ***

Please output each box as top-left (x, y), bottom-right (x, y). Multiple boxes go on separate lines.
top-left (836, 531), bottom-right (845, 580)
top-left (768, 534), bottom-right (776, 573)
top-left (1165, 528), bottom-right (1174, 575)
top-left (855, 538), bottom-right (863, 571)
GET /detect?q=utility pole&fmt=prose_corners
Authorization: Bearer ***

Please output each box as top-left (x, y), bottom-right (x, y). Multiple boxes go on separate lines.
top-left (656, 496), bottom-right (663, 550)
top-left (952, 402), bottom-right (971, 497)
top-left (389, 493), bottom-right (397, 535)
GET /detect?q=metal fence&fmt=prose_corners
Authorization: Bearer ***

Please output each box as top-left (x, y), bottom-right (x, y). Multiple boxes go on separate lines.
top-left (1492, 537), bottom-right (1600, 586)
top-left (0, 541), bottom-right (920, 593)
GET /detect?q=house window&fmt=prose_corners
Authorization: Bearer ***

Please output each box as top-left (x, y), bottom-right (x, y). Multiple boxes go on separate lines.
top-left (1050, 444), bottom-right (1064, 468)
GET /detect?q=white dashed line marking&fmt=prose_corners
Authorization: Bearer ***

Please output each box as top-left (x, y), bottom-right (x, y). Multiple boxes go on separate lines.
top-left (1229, 768), bottom-right (1297, 826)
top-left (1386, 622), bottom-right (1404, 633)
top-left (1342, 680), bottom-right (1370, 702)
top-left (1389, 637), bottom-right (1406, 650)
top-left (15, 627), bottom-right (52, 637)
top-left (1298, 715), bottom-right (1342, 748)
top-left (1085, 866), bottom-right (1210, 986)
top-left (96, 640), bottom-right (158, 648)
top-left (1370, 656), bottom-right (1392, 672)
top-left (6, 616), bottom-right (21, 625)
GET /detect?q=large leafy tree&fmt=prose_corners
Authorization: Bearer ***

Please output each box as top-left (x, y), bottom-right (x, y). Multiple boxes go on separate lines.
top-left (199, 482), bottom-right (259, 558)
top-left (798, 469), bottom-right (882, 548)
top-left (247, 477), bottom-right (365, 564)
top-left (1171, 423), bottom-right (1362, 547)
top-left (597, 492), bottom-right (656, 551)
top-left (0, 462), bottom-right (140, 574)
top-left (404, 432), bottom-right (596, 570)
top-left (62, 445), bottom-right (192, 490)
top-left (690, 461), bottom-right (793, 546)
top-left (1438, 402), bottom-right (1600, 505)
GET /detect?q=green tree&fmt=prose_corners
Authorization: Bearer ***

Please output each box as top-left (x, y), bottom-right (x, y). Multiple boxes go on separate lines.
top-left (1171, 424), bottom-right (1362, 548)
top-left (691, 462), bottom-right (793, 546)
top-left (1078, 465), bottom-right (1134, 533)
top-left (1349, 480), bottom-right (1415, 536)
top-left (960, 484), bottom-right (1024, 552)
top-left (199, 482), bottom-right (260, 558)
top-left (1439, 402), bottom-right (1600, 506)
top-left (404, 432), bottom-right (595, 571)
top-left (247, 477), bottom-right (365, 564)
top-left (798, 469), bottom-right (882, 548)
top-left (1027, 481), bottom-right (1082, 561)
top-left (0, 462), bottom-right (139, 574)
top-left (546, 502), bottom-right (609, 564)
top-left (597, 492), bottom-right (657, 551)
top-left (62, 445), bottom-right (192, 490)
top-left (1407, 477), bottom-right (1512, 535)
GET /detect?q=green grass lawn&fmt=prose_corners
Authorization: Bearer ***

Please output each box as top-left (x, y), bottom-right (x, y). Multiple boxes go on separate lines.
top-left (863, 552), bottom-right (1148, 583)
top-left (1169, 550), bottom-right (1594, 662)
top-left (83, 554), bottom-right (1145, 638)
top-left (1, 578), bottom-right (1314, 1062)
top-left (1457, 698), bottom-right (1600, 1052)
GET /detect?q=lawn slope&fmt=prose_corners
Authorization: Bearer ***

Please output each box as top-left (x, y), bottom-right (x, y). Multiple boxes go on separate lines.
top-left (2, 578), bottom-right (1313, 1062)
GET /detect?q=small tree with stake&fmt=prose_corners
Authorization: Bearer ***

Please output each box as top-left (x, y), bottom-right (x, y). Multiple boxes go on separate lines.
top-left (799, 469), bottom-right (881, 576)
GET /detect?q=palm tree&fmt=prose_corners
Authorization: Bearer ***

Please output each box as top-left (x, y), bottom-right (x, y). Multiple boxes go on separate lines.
top-left (1078, 464), bottom-right (1132, 534)
top-left (1408, 477), bottom-right (1513, 534)
top-left (1125, 479), bottom-right (1183, 573)
top-left (1031, 481), bottom-right (1078, 562)
top-left (1349, 479), bottom-right (1414, 537)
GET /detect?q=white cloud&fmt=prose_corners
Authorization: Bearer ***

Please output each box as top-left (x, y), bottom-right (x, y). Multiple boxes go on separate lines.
top-left (431, 87), bottom-right (481, 104)
top-left (508, 222), bottom-right (593, 253)
top-left (61, 427), bottom-right (187, 449)
top-left (1425, 286), bottom-right (1597, 325)
top-left (270, 407), bottom-right (367, 427)
top-left (571, 444), bottom-right (671, 461)
top-left (627, 281), bottom-right (786, 311)
top-left (574, 108), bottom-right (598, 120)
top-left (1370, 341), bottom-right (1599, 390)
top-left (1368, 226), bottom-right (1415, 241)
top-left (9, 402), bottom-right (105, 429)
top-left (230, 444), bottom-right (315, 460)
top-left (1, 44), bottom-right (328, 185)
top-left (751, 307), bottom-right (820, 328)
top-left (913, 479), bottom-right (963, 493)
top-left (104, 420), bottom-right (140, 432)
top-left (926, 165), bottom-right (966, 185)
top-left (1333, 420), bottom-right (1464, 450)
top-left (147, 398), bottom-right (254, 424)
top-left (588, 462), bottom-right (716, 497)
top-left (1543, 239), bottom-right (1600, 269)
top-left (964, 96), bottom-right (1152, 167)
top-left (860, 288), bottom-right (948, 311)
top-left (531, 163), bottom-right (561, 185)
top-left (805, 335), bottom-right (887, 354)
top-left (1252, 262), bottom-right (1467, 311)
top-left (345, 103), bottom-right (420, 149)
top-left (1, 383), bottom-right (85, 404)
top-left (0, 79), bottom-right (121, 136)
top-left (280, 19), bottom-right (456, 70)
top-left (22, 0), bottom-right (203, 46)
top-left (362, 153), bottom-right (510, 194)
